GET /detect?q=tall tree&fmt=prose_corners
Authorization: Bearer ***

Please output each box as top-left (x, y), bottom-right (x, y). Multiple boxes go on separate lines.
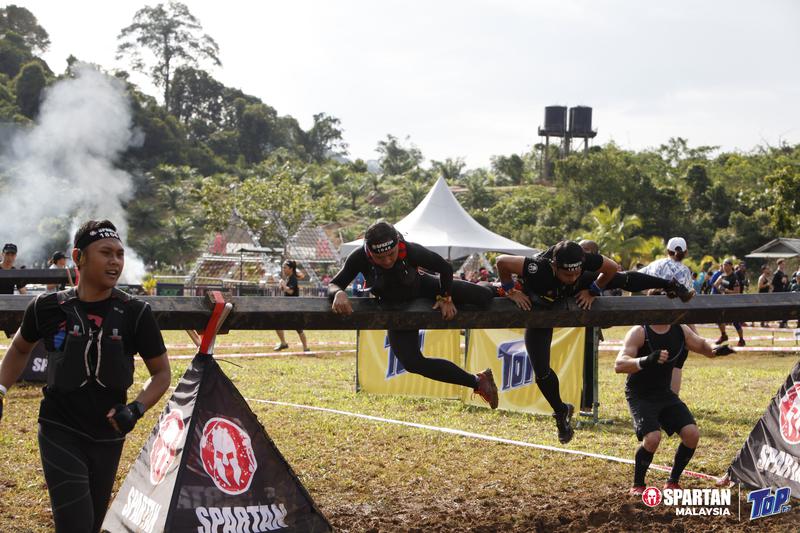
top-left (116, 1), bottom-right (221, 112)
top-left (376, 134), bottom-right (423, 175)
top-left (0, 5), bottom-right (50, 53)
top-left (305, 112), bottom-right (348, 163)
top-left (492, 153), bottom-right (527, 185)
top-left (14, 60), bottom-right (46, 118)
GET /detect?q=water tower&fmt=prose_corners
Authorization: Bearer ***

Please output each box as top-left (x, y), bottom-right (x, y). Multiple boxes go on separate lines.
top-left (537, 105), bottom-right (597, 179)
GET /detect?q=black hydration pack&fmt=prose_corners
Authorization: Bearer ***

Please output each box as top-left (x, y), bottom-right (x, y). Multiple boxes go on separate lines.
top-left (47, 288), bottom-right (137, 393)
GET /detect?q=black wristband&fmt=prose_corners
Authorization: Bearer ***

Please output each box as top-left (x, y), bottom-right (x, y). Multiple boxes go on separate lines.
top-left (638, 350), bottom-right (661, 369)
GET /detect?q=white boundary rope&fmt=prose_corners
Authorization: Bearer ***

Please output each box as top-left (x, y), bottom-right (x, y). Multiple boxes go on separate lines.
top-left (247, 397), bottom-right (720, 482)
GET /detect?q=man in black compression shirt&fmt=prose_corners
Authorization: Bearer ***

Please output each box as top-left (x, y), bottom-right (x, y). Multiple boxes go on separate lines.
top-left (616, 324), bottom-right (733, 495)
top-left (328, 221), bottom-right (499, 407)
top-left (0, 242), bottom-right (28, 294)
top-left (0, 220), bottom-right (171, 533)
top-left (496, 241), bottom-right (694, 444)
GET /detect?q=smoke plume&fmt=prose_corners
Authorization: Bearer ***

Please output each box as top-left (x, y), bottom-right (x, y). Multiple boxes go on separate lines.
top-left (0, 64), bottom-right (145, 283)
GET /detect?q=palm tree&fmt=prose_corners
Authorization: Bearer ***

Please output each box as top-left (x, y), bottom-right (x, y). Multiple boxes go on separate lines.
top-left (580, 205), bottom-right (646, 268)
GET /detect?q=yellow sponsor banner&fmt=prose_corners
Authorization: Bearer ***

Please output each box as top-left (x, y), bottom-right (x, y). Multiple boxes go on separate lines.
top-left (357, 329), bottom-right (463, 399)
top-left (462, 328), bottom-right (585, 414)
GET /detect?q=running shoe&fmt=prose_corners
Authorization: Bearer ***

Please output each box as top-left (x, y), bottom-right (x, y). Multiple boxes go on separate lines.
top-left (629, 486), bottom-right (646, 496)
top-left (737, 338), bottom-right (746, 347)
top-left (663, 480), bottom-right (681, 490)
top-left (274, 343), bottom-right (289, 351)
top-left (553, 403), bottom-right (575, 444)
top-left (665, 278), bottom-right (695, 302)
top-left (474, 368), bottom-right (499, 409)
top-left (714, 334), bottom-right (728, 345)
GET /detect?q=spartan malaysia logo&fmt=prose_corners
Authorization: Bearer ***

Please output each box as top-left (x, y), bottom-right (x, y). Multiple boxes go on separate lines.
top-left (200, 418), bottom-right (258, 495)
top-left (642, 487), bottom-right (662, 507)
top-left (747, 486), bottom-right (791, 520)
top-left (497, 340), bottom-right (533, 391)
top-left (385, 331), bottom-right (425, 379)
top-left (641, 487), bottom-right (732, 516)
top-left (149, 409), bottom-right (185, 485)
top-left (779, 382), bottom-right (800, 445)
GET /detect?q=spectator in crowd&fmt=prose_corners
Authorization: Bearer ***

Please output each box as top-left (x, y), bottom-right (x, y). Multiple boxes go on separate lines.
top-left (0, 243), bottom-right (27, 295)
top-left (274, 260), bottom-right (310, 352)
top-left (46, 251), bottom-right (73, 293)
top-left (735, 262), bottom-right (749, 293)
top-left (691, 272), bottom-right (703, 294)
top-left (712, 259), bottom-right (746, 346)
top-left (758, 264), bottom-right (772, 327)
top-left (772, 258), bottom-right (790, 327)
top-left (639, 237), bottom-right (693, 294)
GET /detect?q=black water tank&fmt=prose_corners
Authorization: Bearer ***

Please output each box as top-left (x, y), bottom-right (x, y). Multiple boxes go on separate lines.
top-left (544, 106), bottom-right (567, 135)
top-left (569, 106), bottom-right (593, 135)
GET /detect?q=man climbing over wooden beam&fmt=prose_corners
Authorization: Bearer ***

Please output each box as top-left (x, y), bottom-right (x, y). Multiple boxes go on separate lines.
top-left (327, 221), bottom-right (500, 408)
top-left (497, 240), bottom-right (694, 444)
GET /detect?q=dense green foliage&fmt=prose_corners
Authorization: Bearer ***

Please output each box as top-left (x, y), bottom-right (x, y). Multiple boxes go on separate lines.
top-left (1, 3), bottom-right (798, 272)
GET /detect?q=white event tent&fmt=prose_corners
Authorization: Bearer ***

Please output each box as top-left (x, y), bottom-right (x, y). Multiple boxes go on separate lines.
top-left (340, 177), bottom-right (535, 259)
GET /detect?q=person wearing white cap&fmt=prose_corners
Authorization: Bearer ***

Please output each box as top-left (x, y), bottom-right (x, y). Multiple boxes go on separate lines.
top-left (637, 237), bottom-right (696, 394)
top-left (638, 237), bottom-right (693, 293)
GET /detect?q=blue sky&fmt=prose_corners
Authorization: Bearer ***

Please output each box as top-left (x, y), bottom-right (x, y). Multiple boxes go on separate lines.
top-left (18, 0), bottom-right (800, 167)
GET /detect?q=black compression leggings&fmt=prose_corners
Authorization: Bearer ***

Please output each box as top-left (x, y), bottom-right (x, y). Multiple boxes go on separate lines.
top-left (386, 277), bottom-right (493, 389)
top-left (38, 423), bottom-right (124, 533)
top-left (597, 271), bottom-right (671, 292)
top-left (524, 327), bottom-right (566, 413)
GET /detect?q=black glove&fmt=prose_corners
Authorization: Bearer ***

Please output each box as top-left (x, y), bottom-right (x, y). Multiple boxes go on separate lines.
top-left (111, 401), bottom-right (145, 434)
top-left (638, 350), bottom-right (662, 369)
top-left (712, 345), bottom-right (735, 356)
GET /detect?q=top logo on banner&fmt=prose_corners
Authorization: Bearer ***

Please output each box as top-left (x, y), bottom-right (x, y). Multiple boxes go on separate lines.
top-left (200, 418), bottom-right (258, 495)
top-left (779, 383), bottom-right (800, 445)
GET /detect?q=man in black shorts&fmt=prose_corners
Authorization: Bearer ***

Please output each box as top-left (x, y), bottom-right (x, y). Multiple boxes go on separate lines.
top-left (615, 323), bottom-right (733, 494)
top-left (497, 241), bottom-right (693, 444)
top-left (0, 220), bottom-right (172, 532)
top-left (0, 242), bottom-right (28, 294)
top-left (329, 221), bottom-right (499, 407)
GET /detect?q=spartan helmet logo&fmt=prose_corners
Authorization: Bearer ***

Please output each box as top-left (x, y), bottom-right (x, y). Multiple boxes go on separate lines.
top-left (150, 409), bottom-right (185, 485)
top-left (779, 383), bottom-right (800, 445)
top-left (199, 418), bottom-right (257, 495)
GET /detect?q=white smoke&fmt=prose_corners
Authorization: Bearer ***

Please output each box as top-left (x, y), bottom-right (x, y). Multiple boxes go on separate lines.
top-left (0, 64), bottom-right (146, 283)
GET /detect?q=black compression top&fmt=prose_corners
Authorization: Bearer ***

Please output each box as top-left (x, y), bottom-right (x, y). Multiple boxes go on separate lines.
top-left (20, 292), bottom-right (166, 441)
top-left (520, 245), bottom-right (604, 300)
top-left (329, 241), bottom-right (452, 301)
top-left (626, 324), bottom-right (686, 398)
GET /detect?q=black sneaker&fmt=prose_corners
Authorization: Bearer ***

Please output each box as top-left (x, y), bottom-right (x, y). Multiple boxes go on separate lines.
top-left (553, 403), bottom-right (575, 444)
top-left (274, 343), bottom-right (289, 351)
top-left (665, 278), bottom-right (694, 302)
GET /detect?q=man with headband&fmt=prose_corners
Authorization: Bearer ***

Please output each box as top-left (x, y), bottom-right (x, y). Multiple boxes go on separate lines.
top-left (0, 220), bottom-right (171, 532)
top-left (328, 221), bottom-right (500, 408)
top-left (615, 323), bottom-right (733, 495)
top-left (496, 240), bottom-right (693, 444)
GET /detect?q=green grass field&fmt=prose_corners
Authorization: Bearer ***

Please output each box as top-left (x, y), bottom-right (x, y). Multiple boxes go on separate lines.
top-left (1, 327), bottom-right (799, 531)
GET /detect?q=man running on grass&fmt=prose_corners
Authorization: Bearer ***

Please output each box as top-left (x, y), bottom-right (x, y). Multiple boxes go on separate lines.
top-left (615, 323), bottom-right (733, 495)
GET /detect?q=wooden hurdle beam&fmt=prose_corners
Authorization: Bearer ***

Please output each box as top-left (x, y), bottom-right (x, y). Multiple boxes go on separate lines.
top-left (0, 268), bottom-right (76, 285)
top-left (1, 293), bottom-right (799, 335)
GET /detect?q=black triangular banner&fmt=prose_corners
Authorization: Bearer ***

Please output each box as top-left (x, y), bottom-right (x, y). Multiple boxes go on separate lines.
top-left (103, 354), bottom-right (331, 532)
top-left (727, 360), bottom-right (800, 497)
